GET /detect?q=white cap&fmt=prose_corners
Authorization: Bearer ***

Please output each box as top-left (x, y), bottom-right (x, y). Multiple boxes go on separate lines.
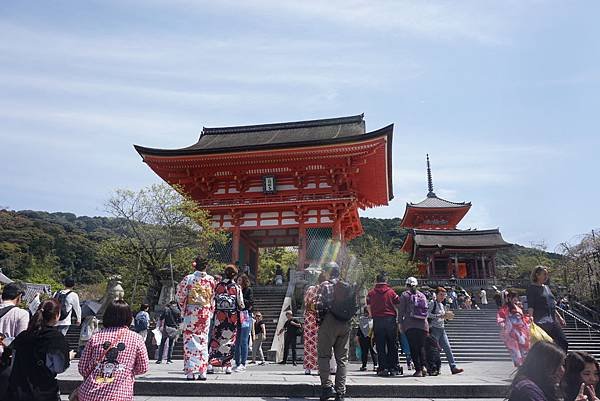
top-left (405, 277), bottom-right (418, 287)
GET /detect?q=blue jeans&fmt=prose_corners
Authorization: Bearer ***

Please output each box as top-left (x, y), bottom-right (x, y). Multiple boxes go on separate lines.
top-left (430, 326), bottom-right (456, 369)
top-left (235, 325), bottom-right (251, 366)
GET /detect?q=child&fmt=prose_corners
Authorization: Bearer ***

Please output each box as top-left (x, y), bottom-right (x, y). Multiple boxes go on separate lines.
top-left (278, 310), bottom-right (301, 365)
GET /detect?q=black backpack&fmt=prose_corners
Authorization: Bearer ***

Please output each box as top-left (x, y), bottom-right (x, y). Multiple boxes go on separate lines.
top-left (54, 291), bottom-right (72, 321)
top-left (328, 280), bottom-right (358, 322)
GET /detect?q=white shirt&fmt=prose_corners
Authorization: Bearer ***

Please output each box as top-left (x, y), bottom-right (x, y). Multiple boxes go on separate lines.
top-left (54, 289), bottom-right (82, 326)
top-left (480, 290), bottom-right (488, 305)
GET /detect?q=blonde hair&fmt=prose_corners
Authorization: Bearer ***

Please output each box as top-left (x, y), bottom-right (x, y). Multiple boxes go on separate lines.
top-left (530, 265), bottom-right (549, 284)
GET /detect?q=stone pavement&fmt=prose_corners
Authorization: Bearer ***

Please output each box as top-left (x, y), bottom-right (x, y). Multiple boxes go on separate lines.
top-left (62, 397), bottom-right (505, 401)
top-left (59, 360), bottom-right (515, 398)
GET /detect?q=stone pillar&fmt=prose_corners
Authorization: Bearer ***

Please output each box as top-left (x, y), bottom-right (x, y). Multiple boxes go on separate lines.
top-left (156, 279), bottom-right (175, 314)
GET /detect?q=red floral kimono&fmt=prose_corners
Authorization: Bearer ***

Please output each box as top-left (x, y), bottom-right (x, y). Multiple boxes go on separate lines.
top-left (303, 284), bottom-right (319, 371)
top-left (497, 304), bottom-right (530, 367)
top-left (176, 271), bottom-right (216, 375)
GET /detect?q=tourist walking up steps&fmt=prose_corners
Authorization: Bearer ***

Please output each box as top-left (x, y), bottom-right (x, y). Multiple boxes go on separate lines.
top-left (497, 290), bottom-right (531, 367)
top-left (316, 262), bottom-right (357, 401)
top-left (356, 306), bottom-right (378, 372)
top-left (53, 277), bottom-right (81, 336)
top-left (427, 287), bottom-right (464, 375)
top-left (303, 272), bottom-right (327, 374)
top-left (398, 277), bottom-right (429, 377)
top-left (562, 351), bottom-right (600, 401)
top-left (208, 264), bottom-right (244, 374)
top-left (250, 311), bottom-right (266, 365)
top-left (527, 265), bottom-right (568, 352)
top-left (155, 300), bottom-right (181, 365)
top-left (5, 299), bottom-right (73, 401)
top-left (508, 341), bottom-right (565, 401)
top-left (77, 300), bottom-right (149, 401)
top-left (234, 274), bottom-right (254, 372)
top-left (133, 304), bottom-right (150, 342)
top-left (367, 272), bottom-right (399, 377)
top-left (176, 256), bottom-right (216, 381)
top-left (278, 310), bottom-right (301, 365)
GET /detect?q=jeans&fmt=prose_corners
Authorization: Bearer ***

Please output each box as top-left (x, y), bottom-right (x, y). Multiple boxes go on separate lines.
top-left (283, 334), bottom-right (297, 363)
top-left (235, 325), bottom-right (251, 366)
top-left (430, 326), bottom-right (456, 369)
top-left (405, 328), bottom-right (426, 372)
top-left (157, 334), bottom-right (175, 362)
top-left (399, 332), bottom-right (412, 365)
top-left (252, 333), bottom-right (265, 363)
top-left (373, 316), bottom-right (398, 371)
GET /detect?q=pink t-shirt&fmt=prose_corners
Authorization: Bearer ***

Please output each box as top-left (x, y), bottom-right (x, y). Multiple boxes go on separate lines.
top-left (78, 327), bottom-right (149, 401)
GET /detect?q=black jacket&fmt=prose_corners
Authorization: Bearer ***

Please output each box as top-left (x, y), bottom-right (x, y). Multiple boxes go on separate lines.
top-left (5, 327), bottom-right (70, 401)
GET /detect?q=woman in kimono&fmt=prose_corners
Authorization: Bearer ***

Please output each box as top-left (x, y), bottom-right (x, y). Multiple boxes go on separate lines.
top-left (497, 290), bottom-right (531, 367)
top-left (208, 264), bottom-right (244, 374)
top-left (303, 272), bottom-right (326, 375)
top-left (176, 256), bottom-right (216, 380)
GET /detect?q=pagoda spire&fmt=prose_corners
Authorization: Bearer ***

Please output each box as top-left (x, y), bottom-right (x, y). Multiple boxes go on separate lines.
top-left (426, 154), bottom-right (436, 198)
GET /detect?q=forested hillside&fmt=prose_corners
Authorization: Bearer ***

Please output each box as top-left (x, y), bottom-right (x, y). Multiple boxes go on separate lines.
top-left (0, 209), bottom-right (562, 291)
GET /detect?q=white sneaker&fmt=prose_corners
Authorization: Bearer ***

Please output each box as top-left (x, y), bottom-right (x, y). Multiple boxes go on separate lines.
top-left (207, 365), bottom-right (214, 374)
top-left (225, 366), bottom-right (233, 374)
top-left (234, 364), bottom-right (246, 372)
top-left (305, 369), bottom-right (311, 375)
top-left (198, 372), bottom-right (207, 381)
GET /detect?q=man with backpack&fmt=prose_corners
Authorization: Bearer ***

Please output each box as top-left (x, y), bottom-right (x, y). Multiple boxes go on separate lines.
top-left (0, 282), bottom-right (29, 353)
top-left (367, 272), bottom-right (401, 377)
top-left (398, 276), bottom-right (429, 377)
top-left (316, 262), bottom-right (357, 401)
top-left (53, 277), bottom-right (81, 336)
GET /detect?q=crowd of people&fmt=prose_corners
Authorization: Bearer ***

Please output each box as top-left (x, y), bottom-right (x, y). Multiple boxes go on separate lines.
top-left (0, 260), bottom-right (598, 401)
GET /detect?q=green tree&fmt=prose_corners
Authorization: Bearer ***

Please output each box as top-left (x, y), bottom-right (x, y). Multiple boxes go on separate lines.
top-left (348, 234), bottom-right (418, 288)
top-left (257, 247), bottom-right (297, 285)
top-left (104, 183), bottom-right (226, 306)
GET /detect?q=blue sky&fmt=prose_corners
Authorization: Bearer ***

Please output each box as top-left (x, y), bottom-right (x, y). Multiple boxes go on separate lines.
top-left (1, 1), bottom-right (599, 250)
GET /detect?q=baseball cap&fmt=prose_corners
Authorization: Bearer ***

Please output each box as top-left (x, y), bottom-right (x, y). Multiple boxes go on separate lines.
top-left (405, 277), bottom-right (418, 287)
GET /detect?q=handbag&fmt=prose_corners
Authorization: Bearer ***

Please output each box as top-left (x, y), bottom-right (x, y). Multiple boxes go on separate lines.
top-left (69, 328), bottom-right (128, 401)
top-left (163, 326), bottom-right (178, 338)
top-left (530, 322), bottom-right (554, 344)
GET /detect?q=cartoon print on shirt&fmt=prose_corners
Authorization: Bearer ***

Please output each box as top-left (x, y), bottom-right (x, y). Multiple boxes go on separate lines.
top-left (95, 341), bottom-right (126, 384)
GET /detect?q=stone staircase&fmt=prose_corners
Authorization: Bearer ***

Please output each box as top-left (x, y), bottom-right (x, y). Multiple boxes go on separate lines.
top-left (397, 307), bottom-right (600, 364)
top-left (64, 300), bottom-right (600, 364)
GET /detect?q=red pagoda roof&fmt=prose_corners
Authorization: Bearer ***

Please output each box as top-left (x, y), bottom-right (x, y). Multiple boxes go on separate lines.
top-left (399, 155), bottom-right (470, 229)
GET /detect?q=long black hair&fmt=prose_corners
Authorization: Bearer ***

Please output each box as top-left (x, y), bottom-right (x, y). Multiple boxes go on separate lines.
top-left (562, 351), bottom-right (600, 401)
top-left (510, 341), bottom-right (565, 401)
top-left (28, 299), bottom-right (61, 333)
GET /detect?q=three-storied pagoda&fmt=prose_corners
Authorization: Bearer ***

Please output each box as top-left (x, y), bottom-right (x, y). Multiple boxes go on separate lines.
top-left (135, 114), bottom-right (393, 273)
top-left (400, 155), bottom-right (511, 287)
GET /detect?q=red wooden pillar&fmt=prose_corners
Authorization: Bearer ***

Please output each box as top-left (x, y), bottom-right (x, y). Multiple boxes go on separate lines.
top-left (231, 226), bottom-right (241, 264)
top-left (332, 218), bottom-right (342, 242)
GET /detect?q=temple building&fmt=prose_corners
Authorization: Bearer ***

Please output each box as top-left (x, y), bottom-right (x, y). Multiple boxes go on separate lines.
top-left (400, 155), bottom-right (511, 288)
top-left (135, 114), bottom-right (393, 273)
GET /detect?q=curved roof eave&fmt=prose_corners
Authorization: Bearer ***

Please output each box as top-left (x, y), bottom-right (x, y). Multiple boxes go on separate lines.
top-left (133, 123), bottom-right (393, 158)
